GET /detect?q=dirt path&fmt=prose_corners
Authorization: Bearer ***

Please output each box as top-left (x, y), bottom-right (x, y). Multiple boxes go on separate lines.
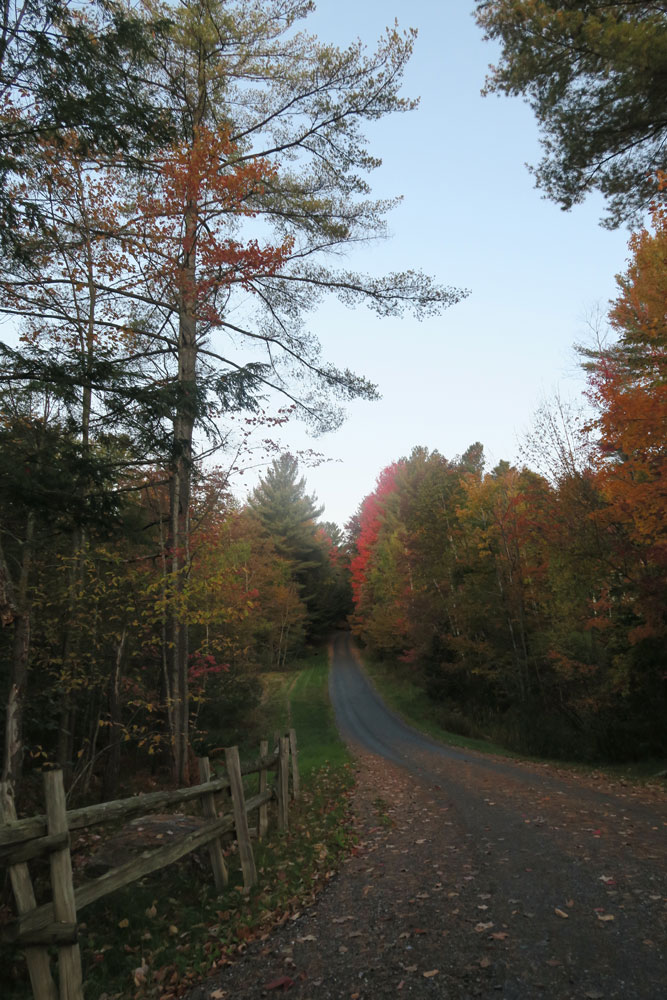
top-left (188, 637), bottom-right (667, 999)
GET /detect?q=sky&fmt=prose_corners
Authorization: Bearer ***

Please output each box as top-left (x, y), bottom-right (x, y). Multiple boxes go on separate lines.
top-left (233, 0), bottom-right (634, 528)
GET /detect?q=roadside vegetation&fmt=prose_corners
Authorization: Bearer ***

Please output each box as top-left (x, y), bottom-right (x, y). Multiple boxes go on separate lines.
top-left (2, 653), bottom-right (354, 1000)
top-left (363, 654), bottom-right (667, 782)
top-left (347, 191), bottom-right (667, 766)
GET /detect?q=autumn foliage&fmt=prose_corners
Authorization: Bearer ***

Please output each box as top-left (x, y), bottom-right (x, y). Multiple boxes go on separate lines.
top-left (348, 208), bottom-right (667, 761)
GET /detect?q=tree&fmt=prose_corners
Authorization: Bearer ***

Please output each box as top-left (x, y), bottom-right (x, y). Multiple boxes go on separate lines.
top-left (128, 0), bottom-right (466, 775)
top-left (0, 0), bottom-right (173, 260)
top-left (475, 1), bottom-right (667, 226)
top-left (0, 0), bottom-right (468, 786)
top-left (249, 453), bottom-right (336, 645)
top-left (584, 186), bottom-right (667, 639)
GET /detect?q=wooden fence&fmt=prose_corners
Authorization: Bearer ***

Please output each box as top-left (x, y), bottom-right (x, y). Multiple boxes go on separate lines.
top-left (0, 730), bottom-right (300, 1000)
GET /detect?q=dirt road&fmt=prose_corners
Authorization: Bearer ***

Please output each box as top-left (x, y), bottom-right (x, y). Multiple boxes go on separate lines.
top-left (192, 633), bottom-right (667, 999)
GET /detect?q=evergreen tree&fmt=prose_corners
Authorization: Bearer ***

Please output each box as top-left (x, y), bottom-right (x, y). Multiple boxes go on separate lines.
top-left (475, 1), bottom-right (667, 226)
top-left (249, 454), bottom-right (337, 641)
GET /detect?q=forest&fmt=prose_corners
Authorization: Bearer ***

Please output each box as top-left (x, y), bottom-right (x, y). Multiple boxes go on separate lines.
top-left (1, 0), bottom-right (666, 818)
top-left (349, 190), bottom-right (667, 761)
top-left (0, 0), bottom-right (461, 803)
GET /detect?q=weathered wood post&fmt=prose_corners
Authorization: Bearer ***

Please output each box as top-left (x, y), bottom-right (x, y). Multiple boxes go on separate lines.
top-left (0, 783), bottom-right (57, 1000)
top-left (224, 746), bottom-right (257, 890)
top-left (258, 739), bottom-right (269, 840)
top-left (43, 769), bottom-right (84, 1000)
top-left (288, 728), bottom-right (300, 802)
top-left (198, 757), bottom-right (228, 891)
top-left (277, 736), bottom-right (289, 832)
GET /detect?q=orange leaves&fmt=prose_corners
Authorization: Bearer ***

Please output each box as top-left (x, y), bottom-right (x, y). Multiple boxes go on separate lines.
top-left (131, 124), bottom-right (294, 317)
top-left (586, 185), bottom-right (667, 633)
top-left (154, 125), bottom-right (276, 219)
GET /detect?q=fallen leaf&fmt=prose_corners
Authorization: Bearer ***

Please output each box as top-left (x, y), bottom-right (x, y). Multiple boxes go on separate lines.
top-left (118, 918), bottom-right (129, 929)
top-left (474, 922), bottom-right (494, 932)
top-left (405, 965), bottom-right (417, 973)
top-left (297, 935), bottom-right (316, 943)
top-left (554, 909), bottom-right (569, 919)
top-left (491, 932), bottom-right (509, 940)
top-left (264, 976), bottom-right (294, 991)
top-left (479, 957), bottom-right (491, 968)
top-left (132, 960), bottom-right (148, 987)
top-left (168, 925), bottom-right (179, 936)
top-left (209, 991), bottom-right (226, 999)
top-left (597, 914), bottom-right (615, 922)
top-left (423, 970), bottom-right (439, 978)
top-left (332, 916), bottom-right (355, 924)
top-left (584, 992), bottom-right (604, 999)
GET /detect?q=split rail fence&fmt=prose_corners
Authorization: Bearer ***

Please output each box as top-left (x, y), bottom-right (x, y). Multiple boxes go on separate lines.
top-left (0, 729), bottom-right (300, 1000)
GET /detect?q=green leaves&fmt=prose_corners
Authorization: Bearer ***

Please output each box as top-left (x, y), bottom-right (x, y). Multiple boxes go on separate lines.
top-left (475, 1), bottom-right (667, 226)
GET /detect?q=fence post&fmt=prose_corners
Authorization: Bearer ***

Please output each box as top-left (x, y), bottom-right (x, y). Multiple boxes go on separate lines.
top-left (224, 746), bottom-right (257, 891)
top-left (0, 782), bottom-right (57, 1000)
top-left (43, 770), bottom-right (83, 1000)
top-left (258, 740), bottom-right (269, 840)
top-left (198, 757), bottom-right (228, 892)
top-left (288, 728), bottom-right (300, 802)
top-left (277, 736), bottom-right (289, 832)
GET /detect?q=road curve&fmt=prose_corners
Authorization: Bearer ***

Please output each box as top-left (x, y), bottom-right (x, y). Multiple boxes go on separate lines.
top-left (329, 631), bottom-right (667, 999)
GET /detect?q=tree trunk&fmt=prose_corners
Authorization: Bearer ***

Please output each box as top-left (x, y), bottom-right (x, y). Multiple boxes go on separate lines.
top-left (1, 512), bottom-right (35, 794)
top-left (102, 628), bottom-right (127, 801)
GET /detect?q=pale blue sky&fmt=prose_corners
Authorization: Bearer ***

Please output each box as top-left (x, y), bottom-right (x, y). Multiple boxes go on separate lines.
top-left (234, 1), bottom-right (632, 527)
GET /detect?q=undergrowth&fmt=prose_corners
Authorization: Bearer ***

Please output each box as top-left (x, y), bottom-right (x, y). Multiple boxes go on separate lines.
top-left (2, 651), bottom-right (354, 1000)
top-left (363, 655), bottom-right (667, 782)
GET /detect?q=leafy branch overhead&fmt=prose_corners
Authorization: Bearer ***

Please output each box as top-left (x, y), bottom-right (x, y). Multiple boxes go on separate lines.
top-left (475, 1), bottom-right (667, 226)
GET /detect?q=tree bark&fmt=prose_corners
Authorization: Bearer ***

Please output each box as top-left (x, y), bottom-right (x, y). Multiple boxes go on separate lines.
top-left (1, 512), bottom-right (35, 794)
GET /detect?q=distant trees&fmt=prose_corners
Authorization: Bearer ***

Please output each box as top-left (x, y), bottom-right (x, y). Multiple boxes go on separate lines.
top-left (348, 167), bottom-right (667, 762)
top-left (250, 454), bottom-right (352, 660)
top-left (348, 413), bottom-right (666, 760)
top-left (475, 1), bottom-right (667, 226)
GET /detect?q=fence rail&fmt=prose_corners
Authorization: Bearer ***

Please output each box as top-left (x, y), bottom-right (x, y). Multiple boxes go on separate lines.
top-left (0, 729), bottom-right (300, 1000)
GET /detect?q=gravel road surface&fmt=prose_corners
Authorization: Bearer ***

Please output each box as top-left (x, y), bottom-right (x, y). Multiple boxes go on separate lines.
top-left (190, 633), bottom-right (667, 999)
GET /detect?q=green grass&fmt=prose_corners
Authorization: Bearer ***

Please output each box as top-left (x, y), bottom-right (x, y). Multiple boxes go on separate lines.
top-left (2, 650), bottom-right (354, 1000)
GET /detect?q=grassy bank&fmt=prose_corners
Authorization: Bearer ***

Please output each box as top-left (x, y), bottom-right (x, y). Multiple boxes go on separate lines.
top-left (3, 652), bottom-right (354, 1000)
top-left (361, 655), bottom-right (514, 757)
top-left (362, 654), bottom-right (667, 781)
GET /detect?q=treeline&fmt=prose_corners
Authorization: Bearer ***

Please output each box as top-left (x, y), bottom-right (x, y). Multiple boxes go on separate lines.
top-left (0, 448), bottom-right (349, 802)
top-left (349, 194), bottom-right (667, 763)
